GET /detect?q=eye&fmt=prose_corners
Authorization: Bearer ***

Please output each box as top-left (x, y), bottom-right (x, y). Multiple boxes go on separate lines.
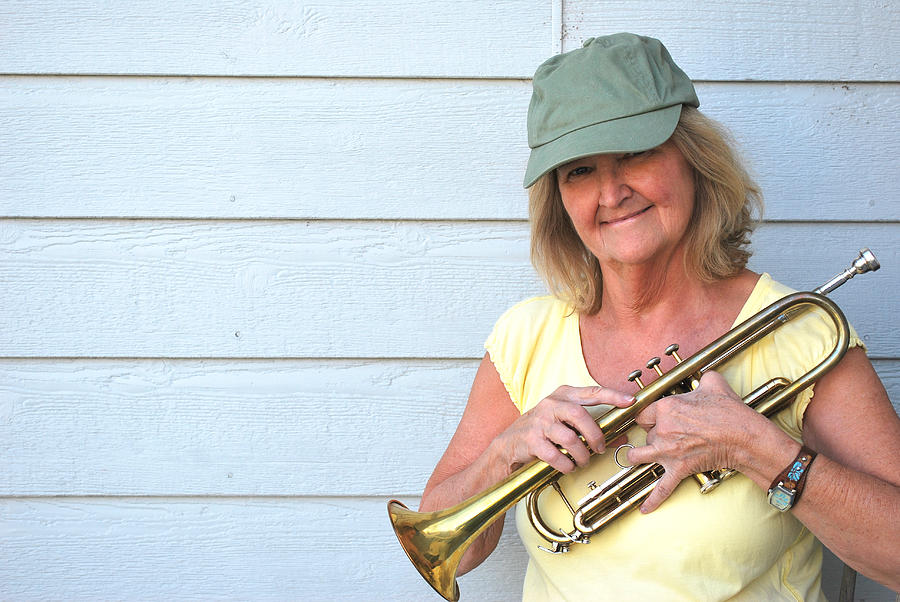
top-left (620, 150), bottom-right (649, 161)
top-left (564, 165), bottom-right (591, 179)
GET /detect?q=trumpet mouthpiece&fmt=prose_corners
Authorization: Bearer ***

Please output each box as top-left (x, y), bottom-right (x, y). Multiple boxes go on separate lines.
top-left (854, 248), bottom-right (880, 274)
top-left (814, 248), bottom-right (879, 295)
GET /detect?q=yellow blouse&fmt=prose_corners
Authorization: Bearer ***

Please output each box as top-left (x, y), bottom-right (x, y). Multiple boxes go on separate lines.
top-left (484, 274), bottom-right (863, 601)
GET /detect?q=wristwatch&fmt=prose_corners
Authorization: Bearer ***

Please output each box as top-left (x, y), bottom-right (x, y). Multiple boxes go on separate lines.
top-left (767, 445), bottom-right (817, 512)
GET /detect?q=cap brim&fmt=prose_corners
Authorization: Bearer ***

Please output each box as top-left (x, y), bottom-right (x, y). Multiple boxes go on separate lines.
top-left (523, 104), bottom-right (683, 188)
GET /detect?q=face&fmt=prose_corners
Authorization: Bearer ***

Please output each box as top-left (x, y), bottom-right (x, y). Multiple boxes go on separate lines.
top-left (555, 141), bottom-right (695, 270)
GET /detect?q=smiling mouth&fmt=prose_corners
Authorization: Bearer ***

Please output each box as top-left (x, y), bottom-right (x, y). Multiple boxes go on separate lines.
top-left (601, 205), bottom-right (652, 225)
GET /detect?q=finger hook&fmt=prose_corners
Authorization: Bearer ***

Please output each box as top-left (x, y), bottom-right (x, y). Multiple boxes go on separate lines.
top-left (614, 443), bottom-right (635, 469)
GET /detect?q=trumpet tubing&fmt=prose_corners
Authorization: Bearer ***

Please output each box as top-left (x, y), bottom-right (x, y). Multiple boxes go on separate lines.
top-left (388, 249), bottom-right (879, 601)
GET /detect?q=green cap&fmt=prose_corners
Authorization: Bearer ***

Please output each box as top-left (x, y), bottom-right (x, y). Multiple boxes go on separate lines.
top-left (523, 33), bottom-right (699, 188)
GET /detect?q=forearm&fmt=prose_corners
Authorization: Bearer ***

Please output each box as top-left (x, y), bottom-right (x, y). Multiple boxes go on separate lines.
top-left (737, 424), bottom-right (900, 591)
top-left (419, 437), bottom-right (515, 575)
top-left (417, 367), bottom-right (636, 576)
top-left (796, 456), bottom-right (900, 589)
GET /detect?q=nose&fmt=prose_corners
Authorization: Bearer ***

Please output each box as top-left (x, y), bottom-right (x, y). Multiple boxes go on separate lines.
top-left (592, 160), bottom-right (631, 208)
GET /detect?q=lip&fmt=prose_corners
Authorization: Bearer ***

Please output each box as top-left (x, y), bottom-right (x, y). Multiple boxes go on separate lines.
top-left (600, 205), bottom-right (652, 226)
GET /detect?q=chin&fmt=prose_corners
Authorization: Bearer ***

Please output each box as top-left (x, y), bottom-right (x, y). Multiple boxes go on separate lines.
top-left (601, 243), bottom-right (664, 266)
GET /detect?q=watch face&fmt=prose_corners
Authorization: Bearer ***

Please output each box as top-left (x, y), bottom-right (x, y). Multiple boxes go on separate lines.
top-left (769, 486), bottom-right (794, 511)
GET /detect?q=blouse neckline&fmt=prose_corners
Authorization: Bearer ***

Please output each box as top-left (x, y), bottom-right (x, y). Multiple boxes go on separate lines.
top-left (572, 273), bottom-right (771, 387)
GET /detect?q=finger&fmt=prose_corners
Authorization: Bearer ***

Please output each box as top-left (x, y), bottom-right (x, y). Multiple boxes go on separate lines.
top-left (554, 403), bottom-right (605, 453)
top-left (641, 470), bottom-right (681, 514)
top-left (635, 402), bottom-right (658, 431)
top-left (626, 443), bottom-right (657, 466)
top-left (568, 385), bottom-right (635, 408)
top-left (696, 370), bottom-right (736, 396)
top-left (548, 423), bottom-right (591, 466)
top-left (697, 370), bottom-right (725, 387)
top-left (533, 439), bottom-right (576, 473)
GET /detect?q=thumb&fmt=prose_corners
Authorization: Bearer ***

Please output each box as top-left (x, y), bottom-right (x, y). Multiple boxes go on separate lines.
top-left (635, 402), bottom-right (658, 431)
top-left (625, 442), bottom-right (656, 466)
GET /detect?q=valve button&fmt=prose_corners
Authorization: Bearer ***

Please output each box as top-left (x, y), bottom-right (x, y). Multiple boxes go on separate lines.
top-left (627, 369), bottom-right (645, 389)
top-left (665, 343), bottom-right (683, 363)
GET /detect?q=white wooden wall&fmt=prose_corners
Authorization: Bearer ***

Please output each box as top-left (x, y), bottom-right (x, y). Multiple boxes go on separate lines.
top-left (1, 2), bottom-right (897, 600)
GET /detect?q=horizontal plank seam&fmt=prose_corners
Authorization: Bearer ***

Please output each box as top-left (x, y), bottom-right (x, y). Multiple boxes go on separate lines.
top-left (0, 494), bottom-right (424, 501)
top-left (0, 73), bottom-right (897, 85)
top-left (1, 216), bottom-right (898, 226)
top-left (1, 355), bottom-right (897, 362)
top-left (0, 216), bottom-right (528, 225)
top-left (0, 355), bottom-right (484, 362)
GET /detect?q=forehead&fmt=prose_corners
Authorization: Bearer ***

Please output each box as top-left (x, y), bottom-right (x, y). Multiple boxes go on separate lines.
top-left (555, 151), bottom-right (634, 173)
top-left (555, 141), bottom-right (680, 172)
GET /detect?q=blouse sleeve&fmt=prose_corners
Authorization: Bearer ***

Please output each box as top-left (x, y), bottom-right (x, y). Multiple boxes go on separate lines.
top-left (484, 319), bottom-right (521, 411)
top-left (484, 297), bottom-right (559, 414)
top-left (767, 306), bottom-right (866, 439)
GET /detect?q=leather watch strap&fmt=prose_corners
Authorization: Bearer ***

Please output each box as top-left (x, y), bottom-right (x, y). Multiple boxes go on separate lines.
top-left (769, 445), bottom-right (817, 505)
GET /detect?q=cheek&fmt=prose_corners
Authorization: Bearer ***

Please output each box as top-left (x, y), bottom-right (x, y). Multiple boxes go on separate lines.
top-left (560, 193), bottom-right (595, 231)
top-left (655, 167), bottom-right (695, 227)
top-left (677, 181), bottom-right (697, 228)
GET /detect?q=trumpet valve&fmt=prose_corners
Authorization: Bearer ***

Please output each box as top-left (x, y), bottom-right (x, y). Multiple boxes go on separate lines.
top-left (694, 471), bottom-right (722, 493)
top-left (646, 356), bottom-right (664, 377)
top-left (664, 343), bottom-right (683, 363)
top-left (665, 343), bottom-right (700, 390)
top-left (627, 370), bottom-right (645, 389)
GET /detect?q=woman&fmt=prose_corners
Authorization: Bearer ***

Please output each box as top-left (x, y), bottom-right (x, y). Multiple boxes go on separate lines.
top-left (418, 33), bottom-right (900, 599)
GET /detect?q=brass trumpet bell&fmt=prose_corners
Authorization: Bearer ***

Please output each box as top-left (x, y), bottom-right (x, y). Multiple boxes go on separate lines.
top-left (387, 500), bottom-right (462, 601)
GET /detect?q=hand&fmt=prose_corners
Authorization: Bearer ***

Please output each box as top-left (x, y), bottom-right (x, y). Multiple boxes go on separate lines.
top-left (626, 371), bottom-right (772, 513)
top-left (495, 385), bottom-right (634, 473)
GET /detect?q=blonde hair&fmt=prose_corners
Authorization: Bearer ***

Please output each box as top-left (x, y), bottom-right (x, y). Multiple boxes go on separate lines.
top-left (529, 106), bottom-right (763, 314)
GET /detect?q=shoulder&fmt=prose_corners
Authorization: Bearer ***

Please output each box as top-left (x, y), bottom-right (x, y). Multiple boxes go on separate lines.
top-left (494, 295), bottom-right (572, 325)
top-left (487, 295), bottom-right (573, 346)
top-left (484, 295), bottom-right (581, 414)
top-left (748, 273), bottom-right (863, 347)
top-left (747, 272), bottom-right (796, 307)
top-left (741, 273), bottom-right (863, 359)
top-left (738, 273), bottom-right (865, 436)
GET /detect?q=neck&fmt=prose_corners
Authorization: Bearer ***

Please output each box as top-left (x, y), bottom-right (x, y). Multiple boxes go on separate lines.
top-left (601, 251), bottom-right (688, 311)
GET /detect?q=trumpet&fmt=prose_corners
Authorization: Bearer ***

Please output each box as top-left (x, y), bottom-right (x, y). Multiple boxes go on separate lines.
top-left (388, 249), bottom-right (879, 601)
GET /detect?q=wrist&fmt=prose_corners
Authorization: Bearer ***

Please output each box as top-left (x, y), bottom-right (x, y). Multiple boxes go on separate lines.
top-left (487, 434), bottom-right (520, 476)
top-left (733, 419), bottom-right (801, 489)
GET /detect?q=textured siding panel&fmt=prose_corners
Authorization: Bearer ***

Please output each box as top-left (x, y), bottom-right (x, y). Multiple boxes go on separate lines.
top-left (4, 1), bottom-right (896, 80)
top-left (2, 1), bottom-right (897, 600)
top-left (2, 79), bottom-right (897, 220)
top-left (0, 359), bottom-right (473, 496)
top-left (2, 496), bottom-right (894, 600)
top-left (1, 359), bottom-right (897, 497)
top-left (0, 497), bottom-right (527, 600)
top-left (0, 0), bottom-right (552, 77)
top-left (563, 0), bottom-right (900, 81)
top-left (2, 220), bottom-right (896, 358)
